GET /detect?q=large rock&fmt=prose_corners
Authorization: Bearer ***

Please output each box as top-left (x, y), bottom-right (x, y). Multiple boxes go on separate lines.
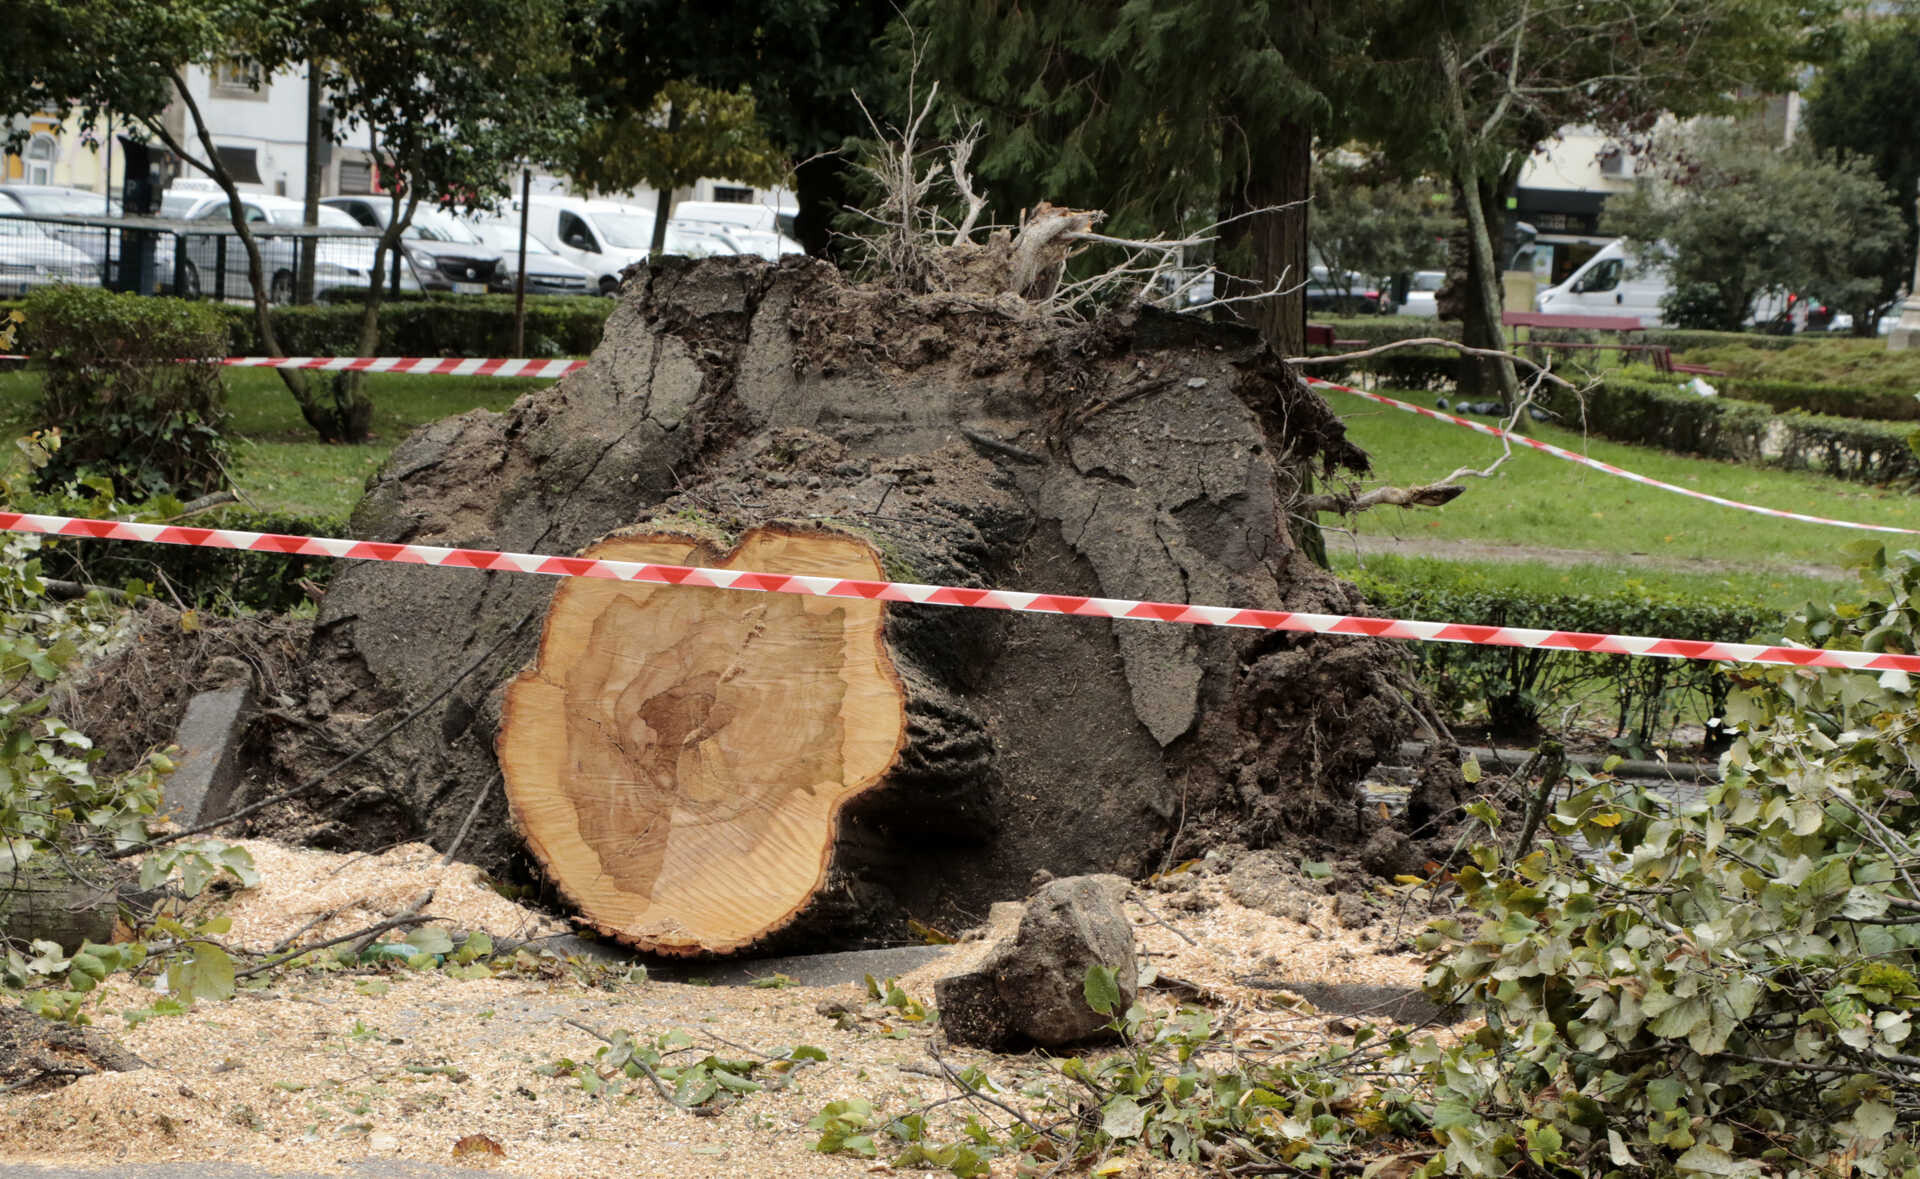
top-left (936, 874), bottom-right (1137, 1049)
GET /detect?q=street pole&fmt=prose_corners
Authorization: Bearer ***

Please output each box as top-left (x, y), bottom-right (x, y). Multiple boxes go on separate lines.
top-left (513, 167), bottom-right (530, 356)
top-left (1893, 194), bottom-right (1920, 352)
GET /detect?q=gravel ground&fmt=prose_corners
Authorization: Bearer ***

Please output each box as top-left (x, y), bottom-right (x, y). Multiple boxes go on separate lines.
top-left (0, 842), bottom-right (1435, 1177)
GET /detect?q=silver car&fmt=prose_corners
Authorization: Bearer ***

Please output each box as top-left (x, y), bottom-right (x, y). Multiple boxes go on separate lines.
top-left (173, 192), bottom-right (408, 302)
top-left (0, 216), bottom-right (100, 294)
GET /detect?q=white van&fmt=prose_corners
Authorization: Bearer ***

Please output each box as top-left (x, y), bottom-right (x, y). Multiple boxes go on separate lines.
top-left (521, 195), bottom-right (763, 294)
top-left (1534, 239), bottom-right (1668, 325)
top-left (522, 196), bottom-right (658, 295)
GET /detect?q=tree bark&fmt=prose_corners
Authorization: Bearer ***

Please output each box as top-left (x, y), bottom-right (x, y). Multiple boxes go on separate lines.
top-left (1215, 116), bottom-right (1311, 357)
top-left (1440, 40), bottom-right (1519, 404)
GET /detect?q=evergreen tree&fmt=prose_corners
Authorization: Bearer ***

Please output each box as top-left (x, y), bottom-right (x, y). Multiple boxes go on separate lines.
top-left (1806, 9), bottom-right (1920, 326)
top-left (574, 0), bottom-right (896, 255)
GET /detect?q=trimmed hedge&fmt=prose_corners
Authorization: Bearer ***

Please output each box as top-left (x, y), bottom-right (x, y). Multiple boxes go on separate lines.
top-left (1709, 377), bottom-right (1920, 424)
top-left (23, 287), bottom-right (231, 499)
top-left (0, 294), bottom-right (613, 360)
top-left (1551, 375), bottom-right (1920, 485)
top-left (1354, 562), bottom-right (1780, 746)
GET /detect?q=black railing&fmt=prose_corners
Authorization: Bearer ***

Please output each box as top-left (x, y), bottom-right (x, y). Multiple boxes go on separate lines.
top-left (0, 211), bottom-right (393, 305)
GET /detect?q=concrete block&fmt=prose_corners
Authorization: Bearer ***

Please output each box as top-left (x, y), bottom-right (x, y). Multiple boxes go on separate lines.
top-left (164, 683), bottom-right (253, 827)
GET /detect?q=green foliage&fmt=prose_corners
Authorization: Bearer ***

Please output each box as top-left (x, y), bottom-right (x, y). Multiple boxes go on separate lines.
top-left (23, 286), bottom-right (231, 499)
top-left (1311, 158), bottom-right (1457, 299)
top-left (540, 1027), bottom-right (824, 1106)
top-left (1607, 120), bottom-right (1907, 333)
top-left (567, 80), bottom-right (787, 207)
top-left (575, 0), bottom-right (894, 252)
top-left (1666, 335), bottom-right (1920, 404)
top-left (1805, 10), bottom-right (1920, 327)
top-left (1411, 543), bottom-right (1920, 1175)
top-left (1353, 560), bottom-right (1777, 745)
top-left (1555, 374), bottom-right (1920, 486)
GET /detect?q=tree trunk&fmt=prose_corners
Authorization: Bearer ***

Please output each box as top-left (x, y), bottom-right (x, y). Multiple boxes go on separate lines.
top-left (1439, 40), bottom-right (1518, 405)
top-left (500, 526), bottom-right (1002, 954)
top-left (284, 254), bottom-right (1420, 955)
top-left (1215, 117), bottom-right (1311, 357)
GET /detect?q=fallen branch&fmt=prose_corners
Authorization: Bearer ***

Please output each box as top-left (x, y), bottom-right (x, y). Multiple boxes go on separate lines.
top-left (234, 907), bottom-right (434, 979)
top-left (1286, 335), bottom-right (1580, 392)
top-left (1297, 482), bottom-right (1465, 515)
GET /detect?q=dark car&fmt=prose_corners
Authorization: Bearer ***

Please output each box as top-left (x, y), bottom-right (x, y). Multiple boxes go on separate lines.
top-left (1305, 265), bottom-right (1392, 315)
top-left (321, 198), bottom-right (502, 292)
top-left (469, 221), bottom-right (593, 295)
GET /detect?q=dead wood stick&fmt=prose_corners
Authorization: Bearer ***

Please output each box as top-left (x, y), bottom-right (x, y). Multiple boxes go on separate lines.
top-left (958, 427), bottom-right (1045, 466)
top-left (1285, 336), bottom-right (1580, 391)
top-left (342, 887), bottom-right (437, 959)
top-left (109, 609), bottom-right (536, 860)
top-left (168, 490), bottom-right (240, 520)
top-left (1297, 482), bottom-right (1466, 515)
top-left (562, 1018), bottom-right (690, 1110)
top-left (1511, 742), bottom-right (1568, 864)
top-left (928, 1044), bottom-right (1065, 1145)
top-left (234, 908), bottom-right (433, 979)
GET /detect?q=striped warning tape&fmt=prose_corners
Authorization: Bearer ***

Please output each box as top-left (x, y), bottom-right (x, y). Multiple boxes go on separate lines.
top-left (0, 509), bottom-right (1907, 675)
top-left (1302, 375), bottom-right (1920, 536)
top-left (0, 354), bottom-right (584, 377)
top-left (8, 351), bottom-right (1918, 536)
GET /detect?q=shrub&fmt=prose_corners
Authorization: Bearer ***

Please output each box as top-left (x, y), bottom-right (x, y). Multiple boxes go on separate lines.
top-left (1551, 374), bottom-right (1920, 485)
top-left (1417, 543), bottom-right (1920, 1176)
top-left (23, 287), bottom-right (230, 499)
top-left (1354, 562), bottom-right (1777, 747)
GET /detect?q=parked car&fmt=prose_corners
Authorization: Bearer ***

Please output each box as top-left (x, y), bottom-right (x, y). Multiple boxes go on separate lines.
top-left (0, 215), bottom-right (99, 294)
top-left (1305, 266), bottom-right (1391, 315)
top-left (0, 182), bottom-right (178, 291)
top-left (1399, 270), bottom-right (1446, 318)
top-left (1534, 238), bottom-right (1665, 324)
top-left (322, 198), bottom-right (501, 292)
top-left (670, 199), bottom-right (799, 240)
top-left (688, 225), bottom-right (806, 262)
top-left (172, 191), bottom-right (406, 302)
top-left (468, 221), bottom-right (593, 295)
top-left (516, 195), bottom-right (754, 294)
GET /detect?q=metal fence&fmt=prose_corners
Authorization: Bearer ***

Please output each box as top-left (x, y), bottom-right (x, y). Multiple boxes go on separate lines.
top-left (0, 211), bottom-right (393, 304)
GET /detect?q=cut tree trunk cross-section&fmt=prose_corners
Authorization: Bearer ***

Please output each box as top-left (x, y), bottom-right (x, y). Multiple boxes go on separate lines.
top-left (500, 526), bottom-right (910, 954)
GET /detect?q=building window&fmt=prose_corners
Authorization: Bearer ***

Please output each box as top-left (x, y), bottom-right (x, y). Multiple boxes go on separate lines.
top-left (24, 133), bottom-right (56, 185)
top-left (338, 159), bottom-right (373, 194)
top-left (711, 185), bottom-right (754, 204)
top-left (210, 59), bottom-right (269, 100)
top-left (216, 146), bottom-right (262, 185)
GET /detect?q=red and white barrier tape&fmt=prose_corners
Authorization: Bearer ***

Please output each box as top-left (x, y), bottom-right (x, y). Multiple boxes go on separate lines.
top-left (0, 509), bottom-right (1909, 675)
top-left (11, 351), bottom-right (1920, 536)
top-left (1303, 376), bottom-right (1920, 537)
top-left (220, 355), bottom-right (587, 378)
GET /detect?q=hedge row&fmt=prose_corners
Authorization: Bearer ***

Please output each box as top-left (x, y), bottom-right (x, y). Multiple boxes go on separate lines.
top-left (1706, 377), bottom-right (1920, 424)
top-left (1353, 562), bottom-right (1781, 745)
top-left (1309, 316), bottom-right (1799, 356)
top-left (0, 294), bottom-right (614, 360)
top-left (1550, 376), bottom-right (1920, 485)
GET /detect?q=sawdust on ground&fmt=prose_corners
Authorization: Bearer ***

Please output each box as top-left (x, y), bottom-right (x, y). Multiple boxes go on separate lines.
top-left (1, 841), bottom-right (1444, 1178)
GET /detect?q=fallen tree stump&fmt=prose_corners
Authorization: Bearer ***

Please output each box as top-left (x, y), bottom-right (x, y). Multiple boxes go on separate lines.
top-left (285, 252), bottom-right (1424, 955)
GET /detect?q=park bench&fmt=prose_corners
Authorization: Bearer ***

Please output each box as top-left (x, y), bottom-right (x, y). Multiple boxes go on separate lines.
top-left (1304, 322), bottom-right (1368, 351)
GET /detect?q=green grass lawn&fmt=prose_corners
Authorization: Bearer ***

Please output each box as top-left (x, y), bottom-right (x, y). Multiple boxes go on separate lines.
top-left (1328, 552), bottom-right (1841, 617)
top-left (1, 367), bottom-right (549, 520)
top-left (1330, 387), bottom-right (1920, 568)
